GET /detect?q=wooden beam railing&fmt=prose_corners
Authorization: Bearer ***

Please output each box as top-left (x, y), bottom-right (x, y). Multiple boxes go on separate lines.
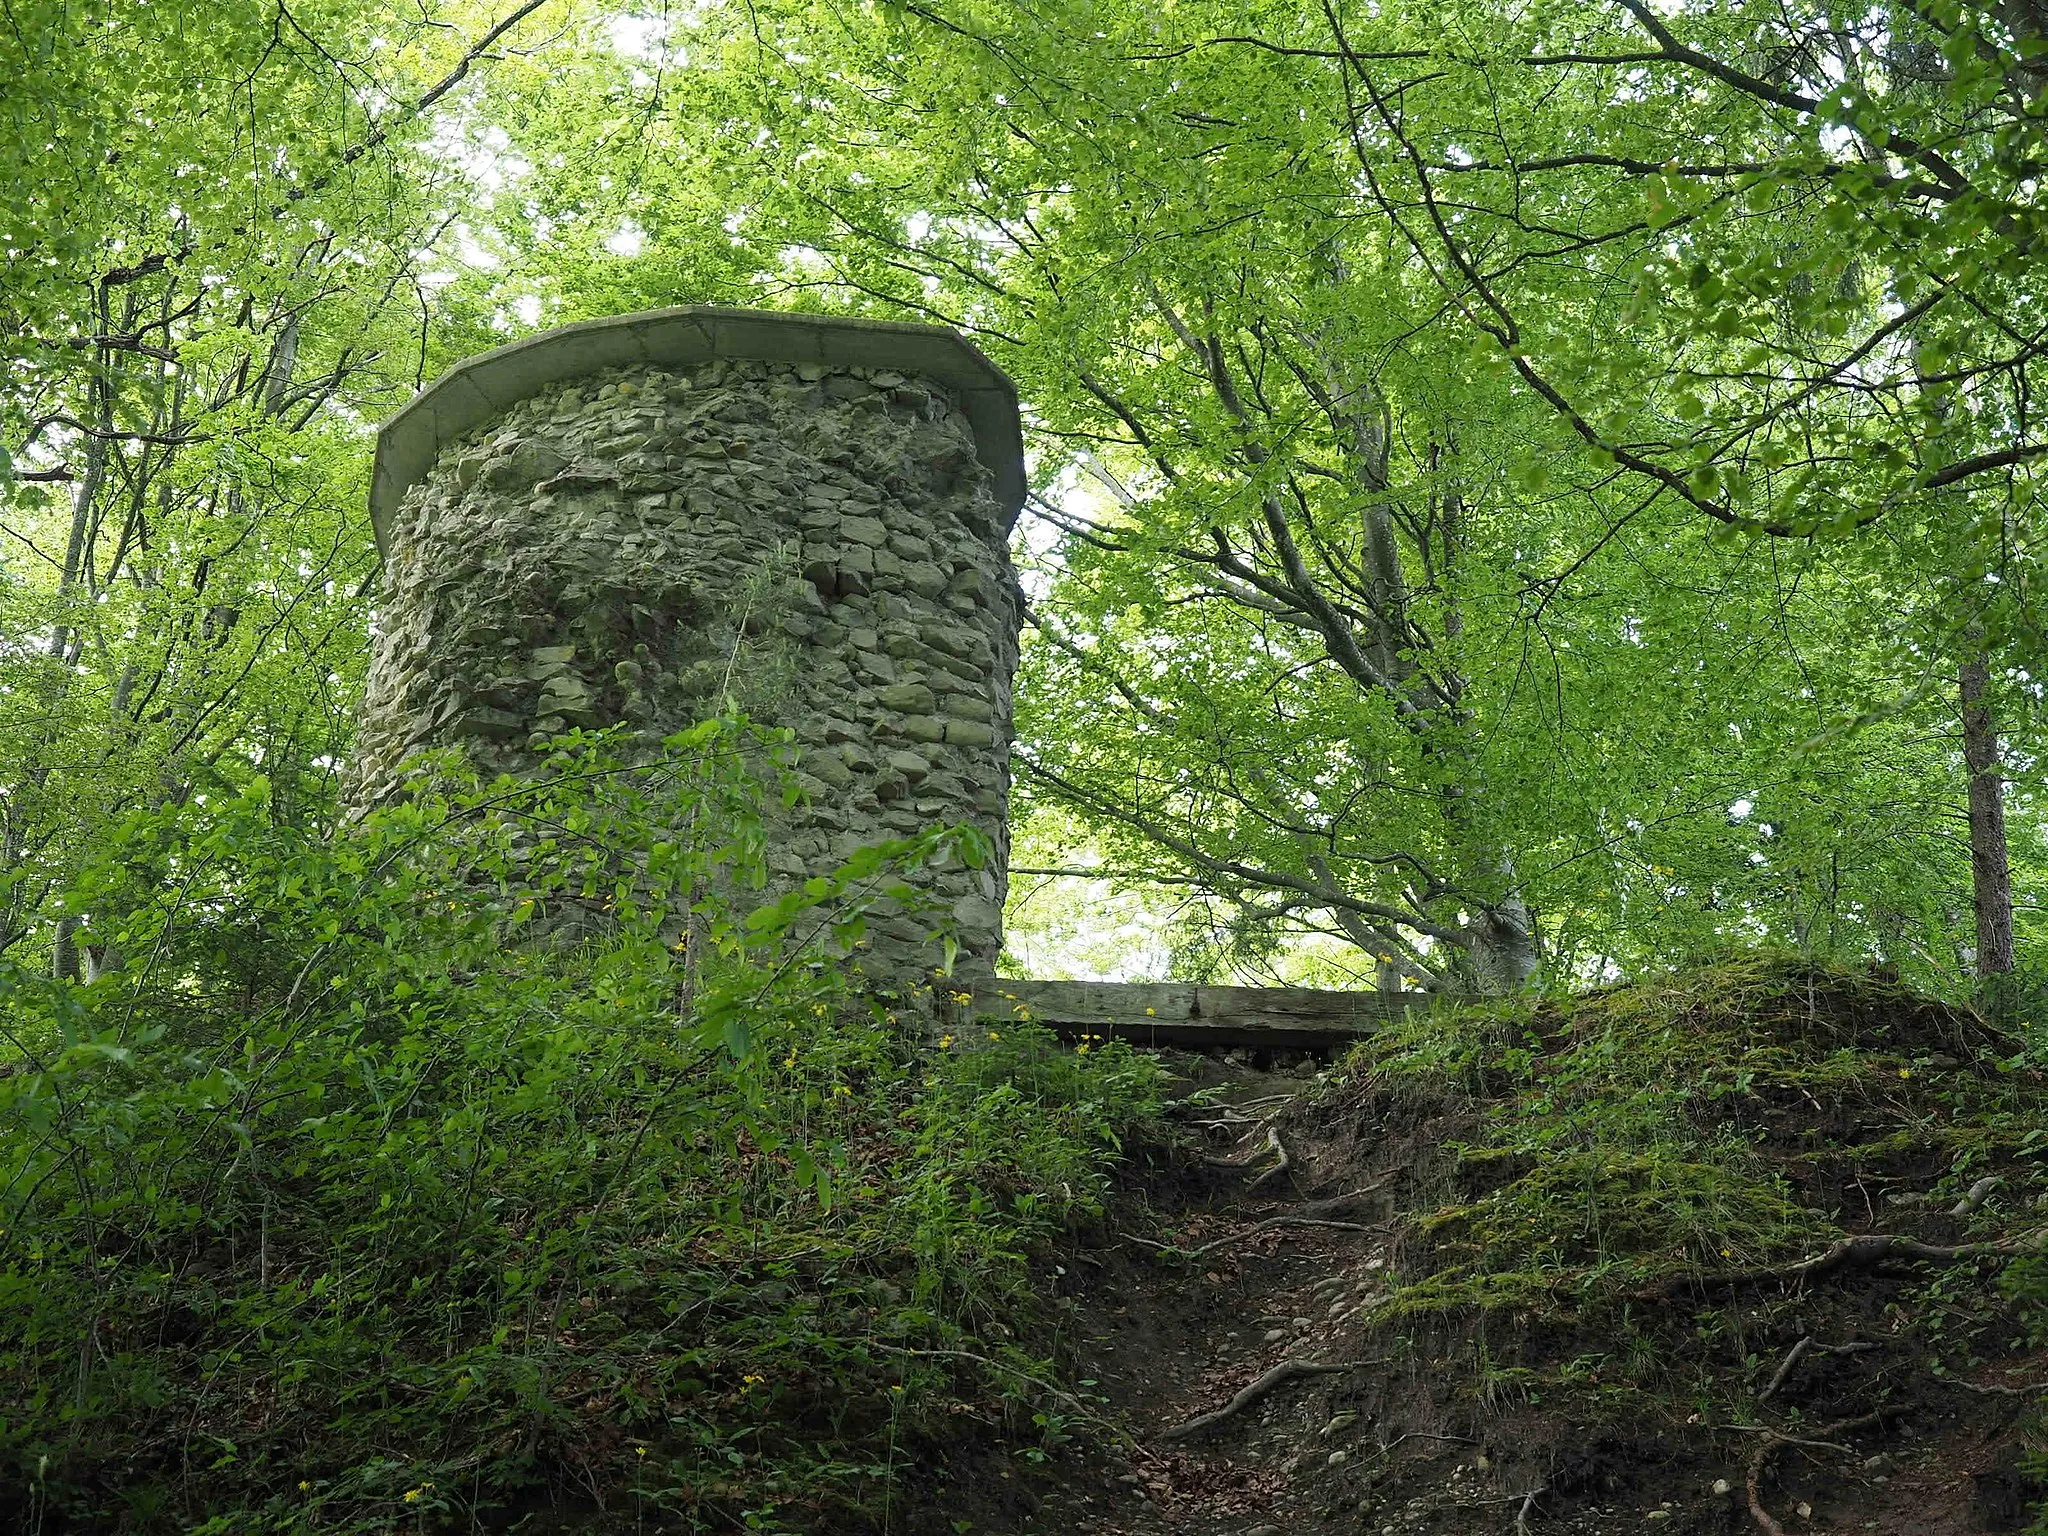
top-left (965, 979), bottom-right (1428, 1050)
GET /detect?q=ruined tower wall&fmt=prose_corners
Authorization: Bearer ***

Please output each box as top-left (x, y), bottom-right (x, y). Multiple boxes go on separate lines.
top-left (355, 309), bottom-right (1025, 984)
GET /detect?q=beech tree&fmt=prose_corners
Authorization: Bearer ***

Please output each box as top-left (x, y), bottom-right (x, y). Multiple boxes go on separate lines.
top-left (0, 0), bottom-right (553, 968)
top-left (1265, 0), bottom-right (2048, 983)
top-left (451, 0), bottom-right (2038, 992)
top-left (9, 0), bottom-right (2038, 996)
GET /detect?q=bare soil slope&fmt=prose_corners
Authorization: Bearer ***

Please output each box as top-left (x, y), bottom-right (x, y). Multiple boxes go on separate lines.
top-left (932, 959), bottom-right (2048, 1536)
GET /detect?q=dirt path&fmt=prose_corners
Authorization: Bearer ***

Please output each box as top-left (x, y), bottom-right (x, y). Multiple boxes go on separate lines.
top-left (945, 1055), bottom-right (2033, 1536)
top-left (1016, 1054), bottom-right (1505, 1536)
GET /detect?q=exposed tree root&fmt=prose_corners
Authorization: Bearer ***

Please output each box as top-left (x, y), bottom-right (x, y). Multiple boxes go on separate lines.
top-left (1159, 1356), bottom-right (1388, 1442)
top-left (1124, 1214), bottom-right (1381, 1259)
top-left (1945, 1376), bottom-right (2048, 1396)
top-left (1743, 1434), bottom-right (1790, 1536)
top-left (1179, 1214), bottom-right (1380, 1255)
top-left (1202, 1125), bottom-right (1283, 1170)
top-left (1369, 1430), bottom-right (1478, 1459)
top-left (1638, 1230), bottom-right (2048, 1300)
top-left (1740, 1406), bottom-right (1906, 1535)
top-left (1951, 1175), bottom-right (2004, 1217)
top-left (1757, 1337), bottom-right (1814, 1406)
top-left (1244, 1128), bottom-right (1294, 1189)
top-left (1296, 1178), bottom-right (1395, 1219)
top-left (1169, 1092), bottom-right (1294, 1122)
top-left (1757, 1336), bottom-right (1881, 1402)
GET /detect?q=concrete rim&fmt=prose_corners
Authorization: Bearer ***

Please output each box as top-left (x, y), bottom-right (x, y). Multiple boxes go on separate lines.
top-left (368, 306), bottom-right (1026, 555)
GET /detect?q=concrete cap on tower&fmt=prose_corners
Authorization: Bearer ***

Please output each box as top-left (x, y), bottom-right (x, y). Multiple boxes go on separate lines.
top-left (368, 305), bottom-right (1026, 555)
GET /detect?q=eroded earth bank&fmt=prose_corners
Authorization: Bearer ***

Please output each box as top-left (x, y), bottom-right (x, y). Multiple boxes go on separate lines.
top-left (921, 961), bottom-right (2048, 1536)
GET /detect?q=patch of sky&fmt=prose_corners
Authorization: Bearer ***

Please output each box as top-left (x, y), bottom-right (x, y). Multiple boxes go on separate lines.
top-left (607, 13), bottom-right (671, 59)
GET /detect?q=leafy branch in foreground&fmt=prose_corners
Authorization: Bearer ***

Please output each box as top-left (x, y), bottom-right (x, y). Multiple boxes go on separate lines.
top-left (0, 718), bottom-right (1164, 1533)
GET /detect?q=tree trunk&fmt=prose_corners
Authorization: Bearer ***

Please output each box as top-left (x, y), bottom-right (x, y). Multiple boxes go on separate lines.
top-left (1469, 889), bottom-right (1540, 993)
top-left (1958, 651), bottom-right (2013, 977)
top-left (50, 916), bottom-right (79, 983)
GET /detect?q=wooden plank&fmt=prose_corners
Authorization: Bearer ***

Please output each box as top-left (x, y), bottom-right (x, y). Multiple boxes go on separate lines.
top-left (965, 978), bottom-right (1426, 1049)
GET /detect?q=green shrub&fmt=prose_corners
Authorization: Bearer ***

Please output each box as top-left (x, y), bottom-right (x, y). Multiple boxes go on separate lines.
top-left (0, 720), bottom-right (1161, 1532)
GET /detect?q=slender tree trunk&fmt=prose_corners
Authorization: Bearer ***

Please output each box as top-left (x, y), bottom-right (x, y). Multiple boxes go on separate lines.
top-left (50, 916), bottom-right (79, 983)
top-left (1959, 651), bottom-right (2013, 977)
top-left (0, 370), bottom-right (110, 955)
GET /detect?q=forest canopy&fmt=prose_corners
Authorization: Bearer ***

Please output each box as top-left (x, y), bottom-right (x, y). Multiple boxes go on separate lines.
top-left (4, 0), bottom-right (2044, 997)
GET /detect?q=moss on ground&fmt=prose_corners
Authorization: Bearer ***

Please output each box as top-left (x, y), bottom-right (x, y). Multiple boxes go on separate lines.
top-left (1293, 953), bottom-right (2048, 1506)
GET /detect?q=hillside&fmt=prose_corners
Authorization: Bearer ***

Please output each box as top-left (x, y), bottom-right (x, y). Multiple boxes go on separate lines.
top-left (947, 958), bottom-right (2048, 1536)
top-left (8, 808), bottom-right (2048, 1536)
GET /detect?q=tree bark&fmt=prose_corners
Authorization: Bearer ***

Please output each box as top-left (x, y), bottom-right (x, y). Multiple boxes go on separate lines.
top-left (1470, 893), bottom-right (1541, 993)
top-left (1958, 651), bottom-right (2013, 976)
top-left (50, 916), bottom-right (79, 983)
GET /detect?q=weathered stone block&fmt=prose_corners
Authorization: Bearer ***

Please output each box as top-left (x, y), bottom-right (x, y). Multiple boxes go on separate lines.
top-left (808, 754), bottom-right (856, 788)
top-left (876, 682), bottom-right (937, 713)
top-left (885, 750), bottom-right (931, 780)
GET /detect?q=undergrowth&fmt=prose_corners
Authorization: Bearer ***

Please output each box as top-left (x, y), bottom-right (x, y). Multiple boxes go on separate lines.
top-left (0, 720), bottom-right (1163, 1533)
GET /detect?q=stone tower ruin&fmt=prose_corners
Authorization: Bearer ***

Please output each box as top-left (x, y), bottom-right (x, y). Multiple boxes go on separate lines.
top-left (355, 307), bottom-right (1026, 985)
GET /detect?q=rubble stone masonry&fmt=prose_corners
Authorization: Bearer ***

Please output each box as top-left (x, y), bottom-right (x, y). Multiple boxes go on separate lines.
top-left (353, 308), bottom-right (1026, 985)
